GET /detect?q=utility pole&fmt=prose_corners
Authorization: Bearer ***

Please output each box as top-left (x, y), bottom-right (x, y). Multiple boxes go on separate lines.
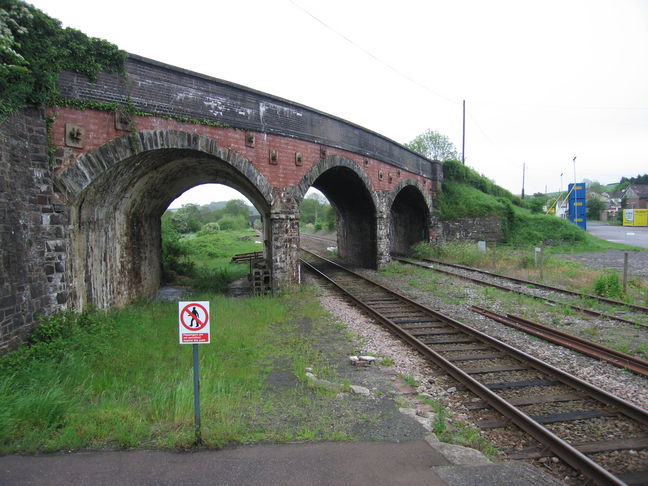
top-left (462, 100), bottom-right (466, 165)
top-left (521, 163), bottom-right (525, 199)
top-left (573, 156), bottom-right (577, 183)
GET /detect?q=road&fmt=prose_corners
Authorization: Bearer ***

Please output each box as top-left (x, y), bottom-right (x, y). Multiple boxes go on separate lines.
top-left (586, 221), bottom-right (648, 249)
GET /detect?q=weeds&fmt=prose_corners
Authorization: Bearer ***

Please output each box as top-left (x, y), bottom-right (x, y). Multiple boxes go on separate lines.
top-left (411, 241), bottom-right (485, 266)
top-left (592, 271), bottom-right (624, 299)
top-left (401, 375), bottom-right (419, 388)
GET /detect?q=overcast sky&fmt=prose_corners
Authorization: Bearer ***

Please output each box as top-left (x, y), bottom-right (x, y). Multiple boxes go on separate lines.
top-left (30, 0), bottom-right (648, 207)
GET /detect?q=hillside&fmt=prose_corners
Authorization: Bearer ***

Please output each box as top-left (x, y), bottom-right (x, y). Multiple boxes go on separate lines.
top-left (438, 161), bottom-right (615, 250)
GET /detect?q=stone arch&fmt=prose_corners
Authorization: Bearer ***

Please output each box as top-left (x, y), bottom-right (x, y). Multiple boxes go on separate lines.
top-left (56, 130), bottom-right (274, 310)
top-left (296, 155), bottom-right (379, 268)
top-left (387, 178), bottom-right (432, 256)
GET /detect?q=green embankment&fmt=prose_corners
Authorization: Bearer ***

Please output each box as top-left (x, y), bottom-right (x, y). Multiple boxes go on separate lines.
top-left (438, 160), bottom-right (635, 252)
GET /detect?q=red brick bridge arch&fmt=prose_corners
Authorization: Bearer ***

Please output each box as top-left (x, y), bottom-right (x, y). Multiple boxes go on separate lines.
top-left (55, 130), bottom-right (275, 310)
top-left (0, 53), bottom-right (444, 336)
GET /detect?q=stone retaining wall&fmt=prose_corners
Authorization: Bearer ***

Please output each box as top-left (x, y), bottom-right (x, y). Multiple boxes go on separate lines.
top-left (0, 109), bottom-right (68, 352)
top-left (441, 216), bottom-right (504, 243)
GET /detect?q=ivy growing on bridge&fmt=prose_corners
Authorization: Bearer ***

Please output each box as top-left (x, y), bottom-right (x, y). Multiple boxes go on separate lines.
top-left (0, 0), bottom-right (125, 121)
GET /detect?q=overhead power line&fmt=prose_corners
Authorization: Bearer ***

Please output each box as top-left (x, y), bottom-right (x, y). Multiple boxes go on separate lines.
top-left (287, 0), bottom-right (457, 106)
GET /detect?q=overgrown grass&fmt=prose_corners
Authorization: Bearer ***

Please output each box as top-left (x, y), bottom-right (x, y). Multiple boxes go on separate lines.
top-left (409, 240), bottom-right (648, 307)
top-left (0, 289), bottom-right (359, 452)
top-left (164, 228), bottom-right (263, 292)
top-left (438, 181), bottom-right (512, 221)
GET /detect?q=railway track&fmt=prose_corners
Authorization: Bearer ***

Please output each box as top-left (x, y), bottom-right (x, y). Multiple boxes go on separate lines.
top-left (394, 257), bottom-right (648, 328)
top-left (301, 233), bottom-right (648, 326)
top-left (469, 306), bottom-right (648, 378)
top-left (300, 248), bottom-right (648, 486)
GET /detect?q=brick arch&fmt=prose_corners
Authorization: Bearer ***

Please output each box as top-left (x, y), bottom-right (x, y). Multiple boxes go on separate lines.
top-left (57, 129), bottom-right (276, 311)
top-left (54, 129), bottom-right (273, 207)
top-left (295, 154), bottom-right (380, 268)
top-left (294, 154), bottom-right (378, 209)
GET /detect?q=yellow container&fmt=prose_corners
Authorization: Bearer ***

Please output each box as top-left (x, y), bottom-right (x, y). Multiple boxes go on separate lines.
top-left (623, 209), bottom-right (648, 226)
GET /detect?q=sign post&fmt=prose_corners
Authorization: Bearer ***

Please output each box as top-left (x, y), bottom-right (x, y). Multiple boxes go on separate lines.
top-left (179, 301), bottom-right (210, 444)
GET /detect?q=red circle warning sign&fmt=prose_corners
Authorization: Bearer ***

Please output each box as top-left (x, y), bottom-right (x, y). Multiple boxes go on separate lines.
top-left (180, 303), bottom-right (209, 331)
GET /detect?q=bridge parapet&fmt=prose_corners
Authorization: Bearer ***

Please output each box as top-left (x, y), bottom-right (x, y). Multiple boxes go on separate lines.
top-left (57, 54), bottom-right (441, 182)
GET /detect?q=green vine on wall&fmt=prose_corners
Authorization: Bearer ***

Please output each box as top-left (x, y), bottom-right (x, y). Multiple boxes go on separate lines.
top-left (52, 96), bottom-right (230, 128)
top-left (0, 0), bottom-right (126, 122)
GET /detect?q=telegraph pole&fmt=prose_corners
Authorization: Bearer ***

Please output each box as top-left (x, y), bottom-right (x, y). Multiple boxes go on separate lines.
top-left (461, 100), bottom-right (466, 164)
top-left (521, 163), bottom-right (526, 199)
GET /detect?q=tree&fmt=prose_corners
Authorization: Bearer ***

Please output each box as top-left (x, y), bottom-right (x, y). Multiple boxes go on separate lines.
top-left (0, 1), bottom-right (124, 121)
top-left (405, 129), bottom-right (459, 161)
top-left (170, 204), bottom-right (201, 233)
top-left (221, 199), bottom-right (251, 218)
top-left (586, 198), bottom-right (607, 220)
top-left (585, 180), bottom-right (605, 194)
top-left (526, 194), bottom-right (548, 214)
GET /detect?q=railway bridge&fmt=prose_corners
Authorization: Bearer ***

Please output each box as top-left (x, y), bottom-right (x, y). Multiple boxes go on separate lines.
top-left (0, 54), bottom-right (443, 348)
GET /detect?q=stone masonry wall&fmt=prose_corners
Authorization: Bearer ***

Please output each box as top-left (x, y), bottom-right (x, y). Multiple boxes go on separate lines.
top-left (441, 216), bottom-right (504, 243)
top-left (0, 109), bottom-right (68, 352)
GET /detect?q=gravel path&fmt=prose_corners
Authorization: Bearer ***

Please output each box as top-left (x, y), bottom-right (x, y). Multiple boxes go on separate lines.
top-left (555, 249), bottom-right (648, 282)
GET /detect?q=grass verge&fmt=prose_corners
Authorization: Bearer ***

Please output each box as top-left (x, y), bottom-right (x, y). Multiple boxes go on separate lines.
top-left (0, 288), bottom-right (369, 453)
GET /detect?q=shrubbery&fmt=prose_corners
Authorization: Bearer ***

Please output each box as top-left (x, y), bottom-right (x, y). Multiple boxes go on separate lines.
top-left (592, 272), bottom-right (623, 299)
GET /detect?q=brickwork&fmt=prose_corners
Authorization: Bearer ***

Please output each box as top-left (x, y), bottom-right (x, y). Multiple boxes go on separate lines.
top-left (0, 109), bottom-right (68, 352)
top-left (49, 108), bottom-right (434, 201)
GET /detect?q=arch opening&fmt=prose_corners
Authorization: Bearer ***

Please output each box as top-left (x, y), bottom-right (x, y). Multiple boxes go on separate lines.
top-left (308, 166), bottom-right (377, 268)
top-left (390, 185), bottom-right (430, 256)
top-left (67, 146), bottom-right (271, 310)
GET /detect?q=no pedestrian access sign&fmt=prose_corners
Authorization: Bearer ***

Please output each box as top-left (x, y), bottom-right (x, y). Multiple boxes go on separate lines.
top-left (179, 301), bottom-right (211, 344)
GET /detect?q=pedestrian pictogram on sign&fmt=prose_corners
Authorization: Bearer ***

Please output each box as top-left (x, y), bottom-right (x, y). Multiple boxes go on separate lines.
top-left (179, 301), bottom-right (210, 344)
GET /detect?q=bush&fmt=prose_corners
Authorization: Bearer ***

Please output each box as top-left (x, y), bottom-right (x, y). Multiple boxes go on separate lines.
top-left (192, 267), bottom-right (237, 293)
top-left (217, 215), bottom-right (248, 231)
top-left (161, 216), bottom-right (194, 281)
top-left (1, 309), bottom-right (109, 373)
top-left (199, 222), bottom-right (220, 235)
top-left (593, 272), bottom-right (623, 299)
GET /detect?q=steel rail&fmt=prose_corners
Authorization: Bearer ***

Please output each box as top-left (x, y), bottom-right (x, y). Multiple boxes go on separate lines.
top-left (395, 257), bottom-right (646, 328)
top-left (469, 306), bottom-right (648, 377)
top-left (417, 256), bottom-right (648, 314)
top-left (300, 249), bottom-right (648, 486)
